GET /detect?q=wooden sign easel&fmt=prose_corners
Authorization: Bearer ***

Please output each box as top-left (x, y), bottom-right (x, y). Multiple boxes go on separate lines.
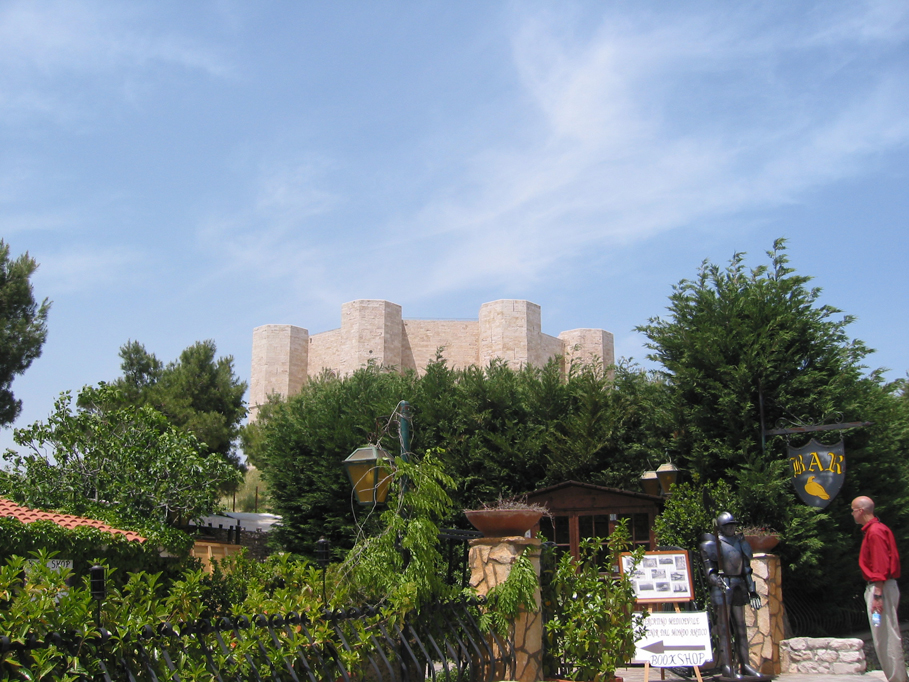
top-left (640, 602), bottom-right (705, 682)
top-left (622, 550), bottom-right (707, 682)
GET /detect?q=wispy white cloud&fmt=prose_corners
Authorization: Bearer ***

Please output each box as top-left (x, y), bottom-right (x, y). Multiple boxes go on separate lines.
top-left (376, 2), bottom-right (909, 297)
top-left (0, 0), bottom-right (230, 124)
top-left (31, 246), bottom-right (141, 296)
top-left (195, 156), bottom-right (344, 310)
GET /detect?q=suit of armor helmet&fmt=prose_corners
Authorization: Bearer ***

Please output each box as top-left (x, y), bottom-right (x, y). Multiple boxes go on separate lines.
top-left (700, 513), bottom-right (763, 679)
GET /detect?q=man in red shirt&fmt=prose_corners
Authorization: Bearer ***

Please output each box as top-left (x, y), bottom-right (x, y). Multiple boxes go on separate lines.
top-left (852, 495), bottom-right (907, 682)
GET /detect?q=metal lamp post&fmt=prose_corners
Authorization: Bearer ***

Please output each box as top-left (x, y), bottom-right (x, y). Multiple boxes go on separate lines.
top-left (89, 564), bottom-right (106, 628)
top-left (315, 536), bottom-right (330, 605)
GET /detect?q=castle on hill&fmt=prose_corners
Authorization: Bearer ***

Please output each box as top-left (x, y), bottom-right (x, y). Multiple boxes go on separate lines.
top-left (249, 299), bottom-right (614, 419)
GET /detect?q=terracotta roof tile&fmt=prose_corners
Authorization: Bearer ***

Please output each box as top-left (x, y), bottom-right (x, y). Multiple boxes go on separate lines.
top-left (0, 498), bottom-right (146, 543)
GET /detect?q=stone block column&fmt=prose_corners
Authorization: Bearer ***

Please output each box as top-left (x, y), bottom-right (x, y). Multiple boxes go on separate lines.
top-left (479, 300), bottom-right (541, 367)
top-left (340, 300), bottom-right (403, 374)
top-left (469, 537), bottom-right (543, 682)
top-left (249, 325), bottom-right (308, 421)
top-left (745, 553), bottom-right (785, 675)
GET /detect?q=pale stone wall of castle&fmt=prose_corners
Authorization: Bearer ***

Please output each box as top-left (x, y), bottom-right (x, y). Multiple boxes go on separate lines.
top-left (249, 299), bottom-right (615, 420)
top-left (479, 299), bottom-right (540, 367)
top-left (559, 328), bottom-right (616, 371)
top-left (249, 325), bottom-right (308, 419)
top-left (538, 333), bottom-right (563, 368)
top-left (308, 328), bottom-right (343, 378)
top-left (339, 300), bottom-right (403, 375)
top-left (401, 319), bottom-right (480, 371)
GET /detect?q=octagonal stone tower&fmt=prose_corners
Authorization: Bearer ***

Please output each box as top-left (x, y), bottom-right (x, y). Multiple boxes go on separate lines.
top-left (249, 299), bottom-right (614, 420)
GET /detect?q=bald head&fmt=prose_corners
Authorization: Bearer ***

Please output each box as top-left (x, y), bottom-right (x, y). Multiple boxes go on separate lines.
top-left (851, 496), bottom-right (875, 525)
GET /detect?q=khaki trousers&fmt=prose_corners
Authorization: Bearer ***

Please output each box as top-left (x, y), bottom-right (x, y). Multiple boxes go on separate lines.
top-left (866, 580), bottom-right (908, 682)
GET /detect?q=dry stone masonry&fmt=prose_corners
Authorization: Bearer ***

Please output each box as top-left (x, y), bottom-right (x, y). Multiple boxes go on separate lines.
top-left (250, 299), bottom-right (614, 419)
top-left (468, 537), bottom-right (543, 682)
top-left (744, 553), bottom-right (786, 675)
top-left (780, 637), bottom-right (866, 674)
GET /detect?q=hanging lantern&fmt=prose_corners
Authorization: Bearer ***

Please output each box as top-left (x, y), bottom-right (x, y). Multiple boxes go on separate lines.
top-left (656, 461), bottom-right (680, 496)
top-left (342, 445), bottom-right (393, 506)
top-left (640, 470), bottom-right (661, 497)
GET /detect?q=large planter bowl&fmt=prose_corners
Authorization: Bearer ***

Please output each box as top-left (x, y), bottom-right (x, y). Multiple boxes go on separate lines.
top-left (744, 534), bottom-right (780, 553)
top-left (464, 509), bottom-right (543, 538)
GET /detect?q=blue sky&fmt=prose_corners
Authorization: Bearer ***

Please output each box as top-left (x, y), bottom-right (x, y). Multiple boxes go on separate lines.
top-left (2, 1), bottom-right (907, 453)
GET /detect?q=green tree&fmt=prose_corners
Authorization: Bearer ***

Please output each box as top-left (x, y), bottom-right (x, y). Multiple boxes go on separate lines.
top-left (256, 365), bottom-right (416, 555)
top-left (255, 356), bottom-right (674, 556)
top-left (4, 384), bottom-right (241, 527)
top-left (89, 340), bottom-right (247, 466)
top-left (0, 240), bottom-right (50, 425)
top-left (638, 239), bottom-right (909, 595)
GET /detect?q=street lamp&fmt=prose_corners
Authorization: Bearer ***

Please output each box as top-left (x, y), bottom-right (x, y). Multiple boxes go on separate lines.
top-left (342, 445), bottom-right (393, 506)
top-left (89, 564), bottom-right (106, 628)
top-left (341, 401), bottom-right (413, 506)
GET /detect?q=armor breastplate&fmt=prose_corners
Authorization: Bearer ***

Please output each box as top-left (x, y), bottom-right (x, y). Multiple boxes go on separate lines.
top-left (719, 535), bottom-right (745, 576)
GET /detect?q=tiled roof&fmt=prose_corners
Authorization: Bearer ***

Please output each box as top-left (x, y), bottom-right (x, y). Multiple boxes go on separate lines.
top-left (0, 498), bottom-right (146, 543)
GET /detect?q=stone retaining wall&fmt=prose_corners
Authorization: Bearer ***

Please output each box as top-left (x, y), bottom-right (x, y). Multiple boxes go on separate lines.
top-left (780, 637), bottom-right (866, 674)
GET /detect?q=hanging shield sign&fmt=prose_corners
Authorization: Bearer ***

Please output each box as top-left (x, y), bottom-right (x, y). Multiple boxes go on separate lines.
top-left (788, 438), bottom-right (845, 509)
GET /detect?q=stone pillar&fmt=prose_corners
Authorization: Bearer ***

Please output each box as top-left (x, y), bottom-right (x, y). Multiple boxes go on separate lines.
top-left (249, 325), bottom-right (308, 421)
top-left (745, 553), bottom-right (785, 675)
top-left (340, 300), bottom-right (403, 374)
top-left (479, 300), bottom-right (541, 367)
top-left (558, 328), bottom-right (616, 374)
top-left (469, 537), bottom-right (543, 682)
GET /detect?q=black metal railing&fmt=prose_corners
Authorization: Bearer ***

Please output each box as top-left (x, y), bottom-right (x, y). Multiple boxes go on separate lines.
top-left (0, 597), bottom-right (512, 682)
top-left (439, 528), bottom-right (483, 589)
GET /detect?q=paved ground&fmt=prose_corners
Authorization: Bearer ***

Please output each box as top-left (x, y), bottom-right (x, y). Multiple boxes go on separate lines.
top-left (614, 668), bottom-right (889, 682)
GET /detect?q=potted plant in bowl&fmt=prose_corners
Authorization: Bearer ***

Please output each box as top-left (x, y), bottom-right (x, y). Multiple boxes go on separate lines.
top-left (464, 496), bottom-right (549, 538)
top-left (739, 525), bottom-right (781, 553)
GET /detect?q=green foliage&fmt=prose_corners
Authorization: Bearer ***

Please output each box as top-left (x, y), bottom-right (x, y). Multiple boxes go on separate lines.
top-left (0, 517), bottom-right (192, 583)
top-left (637, 239), bottom-right (909, 597)
top-left (344, 448), bottom-right (458, 611)
top-left (220, 465), bottom-right (269, 513)
top-left (653, 479), bottom-right (744, 552)
top-left (255, 365), bottom-right (418, 555)
top-left (0, 240), bottom-right (50, 426)
top-left (481, 550), bottom-right (539, 638)
top-left (4, 383), bottom-right (241, 529)
top-left (88, 339), bottom-right (247, 466)
top-left (545, 520), bottom-right (647, 682)
top-left (256, 357), bottom-right (673, 555)
top-left (0, 549), bottom-right (366, 681)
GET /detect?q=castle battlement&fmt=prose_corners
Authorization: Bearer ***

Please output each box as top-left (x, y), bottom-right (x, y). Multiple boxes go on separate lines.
top-left (249, 299), bottom-right (614, 419)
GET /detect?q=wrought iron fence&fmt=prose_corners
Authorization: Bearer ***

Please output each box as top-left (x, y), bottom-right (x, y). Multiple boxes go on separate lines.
top-left (0, 597), bottom-right (512, 682)
top-left (439, 528), bottom-right (483, 589)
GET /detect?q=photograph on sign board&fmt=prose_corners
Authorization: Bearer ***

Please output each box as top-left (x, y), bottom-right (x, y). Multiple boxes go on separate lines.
top-left (621, 550), bottom-right (694, 603)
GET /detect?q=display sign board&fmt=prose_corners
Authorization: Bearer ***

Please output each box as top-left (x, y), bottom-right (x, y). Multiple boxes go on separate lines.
top-left (633, 611), bottom-right (713, 668)
top-left (620, 550), bottom-right (694, 603)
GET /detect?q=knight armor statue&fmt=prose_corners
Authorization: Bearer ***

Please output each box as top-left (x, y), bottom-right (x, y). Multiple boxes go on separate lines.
top-left (700, 512), bottom-right (765, 679)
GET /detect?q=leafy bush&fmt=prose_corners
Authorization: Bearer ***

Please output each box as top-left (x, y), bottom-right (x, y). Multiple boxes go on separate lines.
top-left (545, 520), bottom-right (647, 682)
top-left (653, 479), bottom-right (744, 552)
